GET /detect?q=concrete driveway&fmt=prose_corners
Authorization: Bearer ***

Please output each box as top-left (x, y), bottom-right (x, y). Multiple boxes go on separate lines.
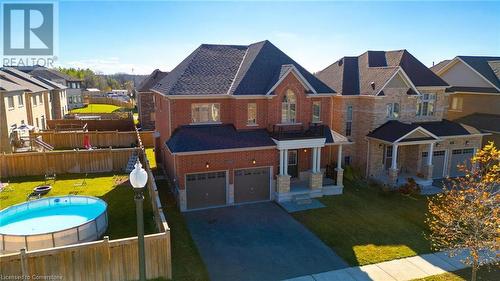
top-left (184, 202), bottom-right (348, 281)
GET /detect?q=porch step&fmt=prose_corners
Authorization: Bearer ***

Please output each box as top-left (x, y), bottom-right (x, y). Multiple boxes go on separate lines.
top-left (293, 194), bottom-right (312, 205)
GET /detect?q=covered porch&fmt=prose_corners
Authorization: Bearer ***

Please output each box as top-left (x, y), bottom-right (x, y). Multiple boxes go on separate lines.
top-left (367, 121), bottom-right (441, 187)
top-left (272, 125), bottom-right (351, 202)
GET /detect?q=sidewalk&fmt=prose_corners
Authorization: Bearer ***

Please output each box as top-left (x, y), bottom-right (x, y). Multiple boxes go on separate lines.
top-left (283, 251), bottom-right (474, 281)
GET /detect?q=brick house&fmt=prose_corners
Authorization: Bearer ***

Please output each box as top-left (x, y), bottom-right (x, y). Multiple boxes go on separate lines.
top-left (136, 69), bottom-right (168, 130)
top-left (152, 41), bottom-right (350, 211)
top-left (316, 50), bottom-right (486, 187)
top-left (431, 56), bottom-right (500, 146)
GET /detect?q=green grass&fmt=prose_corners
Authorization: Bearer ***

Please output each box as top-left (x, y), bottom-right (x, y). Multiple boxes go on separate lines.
top-left (156, 180), bottom-right (209, 281)
top-left (293, 179), bottom-right (432, 266)
top-left (411, 267), bottom-right (499, 281)
top-left (0, 173), bottom-right (156, 239)
top-left (70, 104), bottom-right (122, 113)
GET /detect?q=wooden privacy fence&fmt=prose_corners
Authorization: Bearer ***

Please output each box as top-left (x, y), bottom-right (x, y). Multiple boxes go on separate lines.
top-left (0, 148), bottom-right (138, 178)
top-left (30, 130), bottom-right (154, 149)
top-left (47, 119), bottom-right (135, 131)
top-left (0, 232), bottom-right (172, 281)
top-left (84, 96), bottom-right (134, 109)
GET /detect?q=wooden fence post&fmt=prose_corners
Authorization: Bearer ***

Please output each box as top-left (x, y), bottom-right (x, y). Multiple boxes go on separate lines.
top-left (20, 248), bottom-right (28, 278)
top-left (102, 236), bottom-right (112, 281)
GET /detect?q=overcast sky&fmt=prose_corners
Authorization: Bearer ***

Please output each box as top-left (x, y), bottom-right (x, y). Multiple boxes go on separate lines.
top-left (57, 0), bottom-right (500, 74)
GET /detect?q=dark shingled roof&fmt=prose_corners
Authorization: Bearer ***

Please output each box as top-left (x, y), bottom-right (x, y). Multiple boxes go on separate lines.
top-left (430, 59), bottom-right (452, 73)
top-left (29, 66), bottom-right (82, 82)
top-left (367, 120), bottom-right (477, 142)
top-left (458, 56), bottom-right (500, 89)
top-left (455, 113), bottom-right (500, 133)
top-left (166, 124), bottom-right (276, 153)
top-left (153, 40), bottom-right (334, 96)
top-left (316, 50), bottom-right (448, 96)
top-left (136, 69), bottom-right (169, 92)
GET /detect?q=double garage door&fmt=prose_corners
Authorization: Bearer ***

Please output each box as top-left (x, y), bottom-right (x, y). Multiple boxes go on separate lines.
top-left (185, 167), bottom-right (270, 210)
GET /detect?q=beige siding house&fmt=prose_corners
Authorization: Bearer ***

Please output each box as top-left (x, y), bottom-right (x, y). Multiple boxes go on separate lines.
top-left (0, 79), bottom-right (29, 152)
top-left (317, 50), bottom-right (486, 187)
top-left (431, 56), bottom-right (500, 146)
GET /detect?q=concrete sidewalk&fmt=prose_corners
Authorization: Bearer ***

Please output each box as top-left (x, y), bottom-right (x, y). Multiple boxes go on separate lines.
top-left (283, 251), bottom-right (477, 281)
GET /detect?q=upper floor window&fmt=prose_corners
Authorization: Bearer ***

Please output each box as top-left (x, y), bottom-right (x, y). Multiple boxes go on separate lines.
top-left (247, 103), bottom-right (257, 125)
top-left (7, 96), bottom-right (14, 109)
top-left (312, 101), bottom-right (321, 123)
top-left (18, 95), bottom-right (24, 107)
top-left (192, 103), bottom-right (220, 123)
top-left (451, 96), bottom-right (463, 111)
top-left (386, 103), bottom-right (400, 119)
top-left (38, 94), bottom-right (43, 104)
top-left (281, 90), bottom-right (296, 123)
top-left (416, 93), bottom-right (435, 117)
top-left (345, 105), bottom-right (353, 136)
top-left (33, 95), bottom-right (38, 106)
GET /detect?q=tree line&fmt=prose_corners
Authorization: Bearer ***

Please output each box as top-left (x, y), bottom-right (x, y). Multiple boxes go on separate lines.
top-left (58, 67), bottom-right (137, 93)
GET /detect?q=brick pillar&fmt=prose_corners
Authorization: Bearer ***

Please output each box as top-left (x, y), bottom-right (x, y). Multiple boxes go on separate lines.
top-left (424, 165), bottom-right (434, 180)
top-left (178, 188), bottom-right (187, 211)
top-left (335, 168), bottom-right (344, 187)
top-left (388, 168), bottom-right (399, 186)
top-left (276, 175), bottom-right (291, 193)
top-left (309, 172), bottom-right (323, 189)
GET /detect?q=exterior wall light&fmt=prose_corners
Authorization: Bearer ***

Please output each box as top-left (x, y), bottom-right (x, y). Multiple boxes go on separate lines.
top-left (252, 159), bottom-right (256, 165)
top-left (205, 162), bottom-right (210, 168)
top-left (303, 149), bottom-right (307, 153)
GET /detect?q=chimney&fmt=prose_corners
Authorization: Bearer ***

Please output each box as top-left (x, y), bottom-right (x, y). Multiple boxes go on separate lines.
top-left (370, 82), bottom-right (375, 90)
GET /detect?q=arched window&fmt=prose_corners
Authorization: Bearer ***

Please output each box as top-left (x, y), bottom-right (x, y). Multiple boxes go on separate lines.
top-left (281, 90), bottom-right (296, 123)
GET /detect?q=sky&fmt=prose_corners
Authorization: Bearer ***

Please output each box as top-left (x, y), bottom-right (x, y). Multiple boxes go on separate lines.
top-left (55, 0), bottom-right (500, 74)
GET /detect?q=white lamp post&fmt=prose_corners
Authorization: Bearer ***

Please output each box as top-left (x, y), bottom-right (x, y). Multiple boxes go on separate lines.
top-left (129, 160), bottom-right (148, 281)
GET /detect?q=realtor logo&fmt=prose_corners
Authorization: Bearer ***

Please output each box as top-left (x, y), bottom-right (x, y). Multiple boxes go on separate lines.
top-left (3, 3), bottom-right (54, 55)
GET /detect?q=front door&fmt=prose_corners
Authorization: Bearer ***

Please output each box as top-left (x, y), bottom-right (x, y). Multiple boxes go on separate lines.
top-left (288, 150), bottom-right (298, 178)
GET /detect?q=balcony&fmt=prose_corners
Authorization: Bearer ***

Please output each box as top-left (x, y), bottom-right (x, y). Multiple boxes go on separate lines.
top-left (269, 123), bottom-right (326, 140)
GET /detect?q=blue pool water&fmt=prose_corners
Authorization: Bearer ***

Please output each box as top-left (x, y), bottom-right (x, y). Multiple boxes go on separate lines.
top-left (0, 196), bottom-right (107, 235)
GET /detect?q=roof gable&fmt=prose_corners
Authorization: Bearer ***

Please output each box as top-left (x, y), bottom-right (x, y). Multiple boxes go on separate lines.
top-left (458, 56), bottom-right (500, 90)
top-left (136, 69), bottom-right (169, 92)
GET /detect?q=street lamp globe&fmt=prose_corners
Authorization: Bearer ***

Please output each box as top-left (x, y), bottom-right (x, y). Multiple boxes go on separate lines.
top-left (130, 160), bottom-right (148, 190)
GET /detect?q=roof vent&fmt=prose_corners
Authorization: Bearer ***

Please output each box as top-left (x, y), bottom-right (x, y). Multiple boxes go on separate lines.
top-left (370, 82), bottom-right (375, 89)
top-left (338, 59), bottom-right (343, 66)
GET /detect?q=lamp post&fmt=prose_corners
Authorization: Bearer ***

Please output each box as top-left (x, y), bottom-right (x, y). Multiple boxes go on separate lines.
top-left (129, 160), bottom-right (148, 281)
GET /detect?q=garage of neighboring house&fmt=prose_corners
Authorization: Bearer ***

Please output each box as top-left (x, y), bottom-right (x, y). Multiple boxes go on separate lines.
top-left (421, 150), bottom-right (447, 179)
top-left (234, 167), bottom-right (271, 204)
top-left (449, 148), bottom-right (474, 177)
top-left (185, 171), bottom-right (227, 210)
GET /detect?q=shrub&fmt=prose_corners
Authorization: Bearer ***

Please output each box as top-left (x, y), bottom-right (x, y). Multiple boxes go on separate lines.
top-left (399, 177), bottom-right (420, 195)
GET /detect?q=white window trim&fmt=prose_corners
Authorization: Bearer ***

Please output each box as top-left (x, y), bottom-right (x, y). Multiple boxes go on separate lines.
top-left (312, 101), bottom-right (321, 123)
top-left (191, 103), bottom-right (221, 124)
top-left (247, 102), bottom-right (257, 125)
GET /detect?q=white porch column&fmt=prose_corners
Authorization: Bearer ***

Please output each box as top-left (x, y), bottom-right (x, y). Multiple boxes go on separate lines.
top-left (316, 147), bottom-right (321, 172)
top-left (283, 149), bottom-right (289, 176)
top-left (312, 147), bottom-right (318, 172)
top-left (391, 144), bottom-right (398, 170)
top-left (279, 149), bottom-right (284, 175)
top-left (337, 145), bottom-right (343, 169)
top-left (427, 143), bottom-right (434, 165)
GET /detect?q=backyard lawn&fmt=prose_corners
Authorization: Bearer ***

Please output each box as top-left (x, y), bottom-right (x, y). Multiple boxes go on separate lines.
top-left (293, 178), bottom-right (432, 266)
top-left (0, 173), bottom-right (156, 239)
top-left (70, 104), bottom-right (122, 113)
top-left (156, 180), bottom-right (209, 281)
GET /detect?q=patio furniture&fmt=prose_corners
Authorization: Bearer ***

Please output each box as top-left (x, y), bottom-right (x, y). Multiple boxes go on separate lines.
top-left (27, 192), bottom-right (41, 201)
top-left (45, 173), bottom-right (56, 183)
top-left (0, 181), bottom-right (13, 192)
top-left (73, 174), bottom-right (88, 187)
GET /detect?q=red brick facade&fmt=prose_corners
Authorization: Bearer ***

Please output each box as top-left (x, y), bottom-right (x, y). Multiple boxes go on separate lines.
top-left (138, 91), bottom-right (155, 130)
top-left (155, 72), bottom-right (337, 189)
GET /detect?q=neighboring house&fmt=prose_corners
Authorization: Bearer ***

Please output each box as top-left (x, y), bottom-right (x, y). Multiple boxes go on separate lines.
top-left (0, 68), bottom-right (52, 131)
top-left (431, 56), bottom-right (500, 146)
top-left (135, 69), bottom-right (168, 129)
top-left (152, 40), bottom-right (350, 211)
top-left (29, 66), bottom-right (84, 110)
top-left (316, 50), bottom-right (486, 187)
top-left (0, 77), bottom-right (29, 153)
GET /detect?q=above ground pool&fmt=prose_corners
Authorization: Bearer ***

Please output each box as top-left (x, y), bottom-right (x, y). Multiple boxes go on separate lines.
top-left (0, 195), bottom-right (108, 253)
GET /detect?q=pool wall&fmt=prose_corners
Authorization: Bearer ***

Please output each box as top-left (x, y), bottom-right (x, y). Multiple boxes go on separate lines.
top-left (0, 196), bottom-right (108, 253)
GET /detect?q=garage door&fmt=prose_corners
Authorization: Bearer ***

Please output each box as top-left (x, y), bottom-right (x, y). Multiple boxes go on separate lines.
top-left (186, 171), bottom-right (226, 210)
top-left (234, 167), bottom-right (270, 204)
top-left (450, 148), bottom-right (474, 177)
top-left (421, 150), bottom-right (446, 179)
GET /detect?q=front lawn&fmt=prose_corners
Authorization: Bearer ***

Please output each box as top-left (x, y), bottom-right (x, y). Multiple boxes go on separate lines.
top-left (293, 178), bottom-right (432, 266)
top-left (70, 104), bottom-right (122, 113)
top-left (0, 173), bottom-right (156, 239)
top-left (411, 267), bottom-right (499, 281)
top-left (156, 180), bottom-right (209, 281)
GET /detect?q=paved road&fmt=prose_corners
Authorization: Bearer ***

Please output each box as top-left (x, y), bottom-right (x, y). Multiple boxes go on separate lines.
top-left (185, 202), bottom-right (348, 281)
